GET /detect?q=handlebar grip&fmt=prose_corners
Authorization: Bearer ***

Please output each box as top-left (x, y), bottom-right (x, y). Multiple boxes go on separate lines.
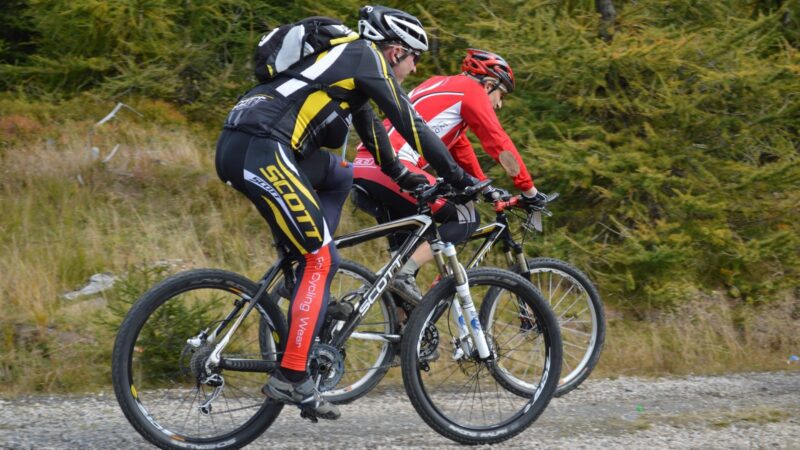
top-left (463, 178), bottom-right (493, 197)
top-left (544, 192), bottom-right (560, 203)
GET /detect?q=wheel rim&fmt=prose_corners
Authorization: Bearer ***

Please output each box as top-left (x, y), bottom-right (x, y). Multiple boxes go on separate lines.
top-left (529, 267), bottom-right (598, 389)
top-left (124, 285), bottom-right (279, 442)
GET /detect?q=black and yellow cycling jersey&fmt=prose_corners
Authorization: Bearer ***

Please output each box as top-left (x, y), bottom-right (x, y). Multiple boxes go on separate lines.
top-left (223, 39), bottom-right (467, 184)
top-left (216, 38), bottom-right (471, 375)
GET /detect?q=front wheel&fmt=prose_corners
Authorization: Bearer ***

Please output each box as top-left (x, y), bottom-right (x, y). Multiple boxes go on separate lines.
top-left (112, 269), bottom-right (288, 450)
top-left (518, 258), bottom-right (605, 397)
top-left (401, 268), bottom-right (562, 445)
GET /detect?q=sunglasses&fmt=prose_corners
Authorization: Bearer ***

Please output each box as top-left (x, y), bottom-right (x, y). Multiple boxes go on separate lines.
top-left (395, 45), bottom-right (422, 65)
top-left (406, 48), bottom-right (422, 65)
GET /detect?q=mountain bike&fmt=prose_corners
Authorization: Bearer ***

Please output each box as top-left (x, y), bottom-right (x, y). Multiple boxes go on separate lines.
top-left (111, 179), bottom-right (562, 448)
top-left (347, 187), bottom-right (605, 398)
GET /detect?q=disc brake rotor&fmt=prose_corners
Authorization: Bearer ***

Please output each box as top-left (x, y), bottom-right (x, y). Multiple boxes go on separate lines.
top-left (420, 322), bottom-right (440, 359)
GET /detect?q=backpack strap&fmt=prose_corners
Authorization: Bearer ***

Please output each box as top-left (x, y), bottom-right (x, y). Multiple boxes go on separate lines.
top-left (279, 69), bottom-right (349, 101)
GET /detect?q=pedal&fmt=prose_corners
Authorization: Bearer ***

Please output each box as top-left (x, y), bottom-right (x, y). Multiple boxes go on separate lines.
top-left (299, 407), bottom-right (319, 423)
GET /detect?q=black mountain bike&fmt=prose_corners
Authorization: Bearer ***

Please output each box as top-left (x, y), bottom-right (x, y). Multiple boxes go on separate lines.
top-left (112, 180), bottom-right (562, 449)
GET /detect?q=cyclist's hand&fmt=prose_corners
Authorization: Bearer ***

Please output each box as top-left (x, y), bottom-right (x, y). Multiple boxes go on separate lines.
top-left (482, 186), bottom-right (511, 202)
top-left (450, 173), bottom-right (479, 190)
top-left (394, 168), bottom-right (429, 191)
top-left (520, 190), bottom-right (549, 211)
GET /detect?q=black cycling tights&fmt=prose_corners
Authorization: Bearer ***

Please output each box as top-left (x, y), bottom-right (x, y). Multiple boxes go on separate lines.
top-left (352, 178), bottom-right (481, 252)
top-left (215, 129), bottom-right (353, 372)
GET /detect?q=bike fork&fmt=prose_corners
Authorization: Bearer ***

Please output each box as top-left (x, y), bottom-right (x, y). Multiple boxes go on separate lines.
top-left (433, 242), bottom-right (492, 360)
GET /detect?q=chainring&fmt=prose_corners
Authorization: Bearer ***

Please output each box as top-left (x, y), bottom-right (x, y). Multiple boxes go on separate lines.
top-left (308, 343), bottom-right (345, 392)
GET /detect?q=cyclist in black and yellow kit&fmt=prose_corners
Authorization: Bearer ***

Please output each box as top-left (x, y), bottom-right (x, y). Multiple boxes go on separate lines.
top-left (215, 5), bottom-right (475, 419)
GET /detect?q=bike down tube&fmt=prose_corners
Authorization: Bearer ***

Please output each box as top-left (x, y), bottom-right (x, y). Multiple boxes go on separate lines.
top-left (329, 214), bottom-right (434, 349)
top-left (465, 222), bottom-right (506, 270)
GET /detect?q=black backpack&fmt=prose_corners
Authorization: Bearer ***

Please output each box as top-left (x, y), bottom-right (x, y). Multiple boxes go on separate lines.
top-left (253, 16), bottom-right (359, 83)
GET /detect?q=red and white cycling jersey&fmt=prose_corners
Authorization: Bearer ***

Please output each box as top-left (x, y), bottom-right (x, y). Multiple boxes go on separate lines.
top-left (355, 74), bottom-right (534, 191)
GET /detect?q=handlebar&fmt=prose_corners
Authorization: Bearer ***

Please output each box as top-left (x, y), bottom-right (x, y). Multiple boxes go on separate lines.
top-left (411, 178), bottom-right (493, 207)
top-left (492, 191), bottom-right (560, 216)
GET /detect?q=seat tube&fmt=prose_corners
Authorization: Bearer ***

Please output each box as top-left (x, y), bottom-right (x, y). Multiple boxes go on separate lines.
top-left (442, 242), bottom-right (491, 359)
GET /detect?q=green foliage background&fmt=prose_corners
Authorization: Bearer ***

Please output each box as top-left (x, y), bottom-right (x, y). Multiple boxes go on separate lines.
top-left (2, 0), bottom-right (798, 314)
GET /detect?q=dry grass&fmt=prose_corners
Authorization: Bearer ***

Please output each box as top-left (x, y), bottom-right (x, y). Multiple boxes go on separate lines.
top-left (597, 293), bottom-right (800, 377)
top-left (1, 101), bottom-right (797, 394)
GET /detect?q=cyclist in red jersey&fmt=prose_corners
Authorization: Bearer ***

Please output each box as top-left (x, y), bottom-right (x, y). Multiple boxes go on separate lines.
top-left (353, 48), bottom-right (548, 300)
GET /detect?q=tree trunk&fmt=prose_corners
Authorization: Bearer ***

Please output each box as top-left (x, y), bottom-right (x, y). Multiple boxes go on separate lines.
top-left (595, 0), bottom-right (617, 42)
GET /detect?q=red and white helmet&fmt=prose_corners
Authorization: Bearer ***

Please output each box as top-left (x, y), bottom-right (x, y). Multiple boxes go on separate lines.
top-left (461, 48), bottom-right (515, 93)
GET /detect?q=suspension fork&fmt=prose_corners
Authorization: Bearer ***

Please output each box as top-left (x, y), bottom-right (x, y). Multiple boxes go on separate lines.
top-left (497, 228), bottom-right (536, 330)
top-left (432, 242), bottom-right (492, 360)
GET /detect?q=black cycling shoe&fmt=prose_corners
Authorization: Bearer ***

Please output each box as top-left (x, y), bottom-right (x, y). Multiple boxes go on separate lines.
top-left (390, 273), bottom-right (423, 303)
top-left (262, 373), bottom-right (340, 420)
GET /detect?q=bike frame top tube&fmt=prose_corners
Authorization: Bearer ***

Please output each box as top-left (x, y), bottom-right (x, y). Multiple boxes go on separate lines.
top-left (334, 214), bottom-right (433, 250)
top-left (329, 213), bottom-right (435, 348)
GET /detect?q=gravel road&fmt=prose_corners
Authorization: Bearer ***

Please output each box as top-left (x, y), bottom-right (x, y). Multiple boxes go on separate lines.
top-left (2, 371), bottom-right (798, 449)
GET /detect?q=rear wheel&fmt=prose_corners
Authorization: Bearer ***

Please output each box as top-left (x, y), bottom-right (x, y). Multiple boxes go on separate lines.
top-left (112, 269), bottom-right (287, 450)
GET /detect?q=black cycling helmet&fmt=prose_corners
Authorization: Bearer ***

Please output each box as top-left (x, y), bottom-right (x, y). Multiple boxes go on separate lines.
top-left (358, 5), bottom-right (429, 52)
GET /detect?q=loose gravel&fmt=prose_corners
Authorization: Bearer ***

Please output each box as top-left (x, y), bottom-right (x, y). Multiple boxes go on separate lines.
top-left (1, 371), bottom-right (798, 449)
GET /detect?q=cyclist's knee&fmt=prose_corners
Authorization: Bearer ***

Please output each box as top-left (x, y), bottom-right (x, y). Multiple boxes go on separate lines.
top-left (327, 243), bottom-right (341, 272)
top-left (438, 211), bottom-right (480, 245)
top-left (301, 241), bottom-right (339, 273)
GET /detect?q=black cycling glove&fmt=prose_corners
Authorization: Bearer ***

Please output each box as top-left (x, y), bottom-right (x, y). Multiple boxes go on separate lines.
top-left (521, 190), bottom-right (548, 211)
top-left (393, 168), bottom-right (429, 191)
top-left (450, 173), bottom-right (479, 190)
top-left (482, 186), bottom-right (511, 202)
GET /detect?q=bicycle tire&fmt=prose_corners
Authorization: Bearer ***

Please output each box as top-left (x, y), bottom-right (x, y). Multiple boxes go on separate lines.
top-left (518, 258), bottom-right (605, 397)
top-left (401, 267), bottom-right (562, 445)
top-left (269, 259), bottom-right (398, 404)
top-left (112, 269), bottom-right (288, 450)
